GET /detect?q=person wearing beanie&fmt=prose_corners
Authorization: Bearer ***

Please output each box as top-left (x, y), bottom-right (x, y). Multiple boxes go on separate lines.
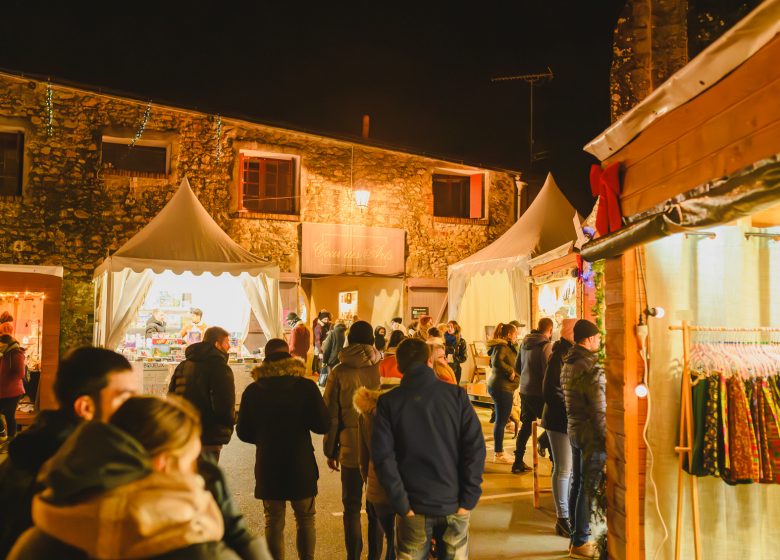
top-left (372, 338), bottom-right (485, 557)
top-left (541, 317), bottom-right (577, 539)
top-left (312, 310), bottom-right (332, 374)
top-left (287, 312), bottom-right (311, 362)
top-left (322, 320), bottom-right (381, 560)
top-left (237, 338), bottom-right (328, 560)
top-left (512, 318), bottom-right (554, 473)
top-left (560, 319), bottom-right (605, 558)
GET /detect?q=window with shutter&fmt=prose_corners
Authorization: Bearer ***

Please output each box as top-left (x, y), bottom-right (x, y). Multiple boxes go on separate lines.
top-left (239, 154), bottom-right (297, 215)
top-left (433, 173), bottom-right (484, 219)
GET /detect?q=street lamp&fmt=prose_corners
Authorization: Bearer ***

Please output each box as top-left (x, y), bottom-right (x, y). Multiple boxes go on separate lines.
top-left (354, 189), bottom-right (370, 210)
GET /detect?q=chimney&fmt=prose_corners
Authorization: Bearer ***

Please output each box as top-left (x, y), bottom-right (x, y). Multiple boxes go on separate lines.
top-left (362, 114), bottom-right (370, 139)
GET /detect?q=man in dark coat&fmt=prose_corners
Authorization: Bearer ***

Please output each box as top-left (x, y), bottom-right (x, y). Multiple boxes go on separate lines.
top-left (168, 326), bottom-right (235, 462)
top-left (144, 309), bottom-right (167, 339)
top-left (561, 319), bottom-right (605, 559)
top-left (512, 317), bottom-right (553, 473)
top-left (373, 338), bottom-right (486, 558)
top-left (237, 338), bottom-right (329, 560)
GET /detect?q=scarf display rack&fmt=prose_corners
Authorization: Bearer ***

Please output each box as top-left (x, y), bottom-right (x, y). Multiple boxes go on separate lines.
top-left (668, 322), bottom-right (780, 560)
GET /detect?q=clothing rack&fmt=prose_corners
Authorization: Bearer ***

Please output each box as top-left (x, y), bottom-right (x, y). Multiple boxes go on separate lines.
top-left (668, 322), bottom-right (780, 560)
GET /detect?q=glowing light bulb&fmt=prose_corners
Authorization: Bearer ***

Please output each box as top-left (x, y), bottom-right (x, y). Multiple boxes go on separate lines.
top-left (635, 383), bottom-right (649, 398)
top-left (654, 306), bottom-right (665, 318)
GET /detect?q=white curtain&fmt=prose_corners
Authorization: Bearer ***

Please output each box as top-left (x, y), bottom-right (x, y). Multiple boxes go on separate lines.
top-left (241, 272), bottom-right (284, 340)
top-left (508, 267), bottom-right (530, 329)
top-left (105, 269), bottom-right (154, 351)
top-left (644, 220), bottom-right (780, 560)
top-left (455, 270), bottom-right (522, 344)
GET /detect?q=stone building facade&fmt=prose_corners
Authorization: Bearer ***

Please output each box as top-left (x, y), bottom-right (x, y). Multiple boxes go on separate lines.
top-left (0, 71), bottom-right (521, 350)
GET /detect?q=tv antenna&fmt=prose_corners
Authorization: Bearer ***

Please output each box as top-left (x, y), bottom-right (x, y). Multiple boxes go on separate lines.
top-left (492, 67), bottom-right (554, 167)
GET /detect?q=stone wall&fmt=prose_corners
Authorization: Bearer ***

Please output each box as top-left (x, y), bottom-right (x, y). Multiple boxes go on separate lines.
top-left (0, 72), bottom-right (520, 349)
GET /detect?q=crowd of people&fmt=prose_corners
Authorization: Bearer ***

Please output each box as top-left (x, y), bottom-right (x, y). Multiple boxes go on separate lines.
top-left (0, 307), bottom-right (606, 559)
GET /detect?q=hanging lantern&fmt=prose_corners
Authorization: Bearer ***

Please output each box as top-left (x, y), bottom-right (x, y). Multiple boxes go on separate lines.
top-left (354, 189), bottom-right (371, 210)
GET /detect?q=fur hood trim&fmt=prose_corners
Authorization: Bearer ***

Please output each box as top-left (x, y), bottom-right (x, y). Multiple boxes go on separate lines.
top-left (252, 357), bottom-right (307, 380)
top-left (353, 386), bottom-right (382, 415)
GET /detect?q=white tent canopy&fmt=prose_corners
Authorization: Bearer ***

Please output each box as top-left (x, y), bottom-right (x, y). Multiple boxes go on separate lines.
top-left (448, 173), bottom-right (580, 341)
top-left (94, 178), bottom-right (283, 350)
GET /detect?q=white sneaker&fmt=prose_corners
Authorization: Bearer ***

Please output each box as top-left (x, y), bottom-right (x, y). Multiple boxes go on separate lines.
top-left (493, 452), bottom-right (514, 464)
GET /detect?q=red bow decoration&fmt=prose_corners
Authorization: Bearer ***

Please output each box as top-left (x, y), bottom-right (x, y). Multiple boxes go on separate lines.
top-left (576, 254), bottom-right (584, 282)
top-left (589, 162), bottom-right (623, 236)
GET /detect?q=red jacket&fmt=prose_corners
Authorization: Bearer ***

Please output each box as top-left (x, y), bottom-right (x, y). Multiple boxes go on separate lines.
top-left (0, 336), bottom-right (25, 398)
top-left (288, 323), bottom-right (311, 360)
top-left (379, 352), bottom-right (403, 379)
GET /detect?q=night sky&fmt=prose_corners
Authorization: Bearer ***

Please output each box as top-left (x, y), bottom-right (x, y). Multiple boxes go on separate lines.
top-left (1, 1), bottom-right (626, 214)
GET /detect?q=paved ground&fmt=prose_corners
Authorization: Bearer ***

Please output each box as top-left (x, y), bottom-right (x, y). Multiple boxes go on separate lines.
top-left (221, 388), bottom-right (602, 559)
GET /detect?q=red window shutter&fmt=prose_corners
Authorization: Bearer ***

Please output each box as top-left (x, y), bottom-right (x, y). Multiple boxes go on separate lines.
top-left (469, 174), bottom-right (483, 218)
top-left (238, 152), bottom-right (245, 210)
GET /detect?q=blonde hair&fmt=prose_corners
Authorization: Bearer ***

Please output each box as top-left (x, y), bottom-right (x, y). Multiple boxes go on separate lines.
top-left (109, 395), bottom-right (201, 458)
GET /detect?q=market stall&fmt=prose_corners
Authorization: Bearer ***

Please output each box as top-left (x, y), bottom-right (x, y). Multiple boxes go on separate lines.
top-left (93, 178), bottom-right (283, 397)
top-left (448, 172), bottom-right (580, 344)
top-left (580, 2), bottom-right (780, 558)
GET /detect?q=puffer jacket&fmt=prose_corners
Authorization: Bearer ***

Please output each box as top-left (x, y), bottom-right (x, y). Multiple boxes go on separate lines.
top-left (354, 387), bottom-right (389, 505)
top-left (168, 342), bottom-right (235, 446)
top-left (144, 318), bottom-right (167, 340)
top-left (323, 344), bottom-right (381, 467)
top-left (515, 330), bottom-right (552, 397)
top-left (236, 355), bottom-right (329, 501)
top-left (0, 334), bottom-right (25, 398)
top-left (541, 338), bottom-right (573, 433)
top-left (560, 344), bottom-right (606, 449)
top-left (379, 348), bottom-right (402, 379)
top-left (8, 422), bottom-right (238, 560)
top-left (486, 339), bottom-right (519, 394)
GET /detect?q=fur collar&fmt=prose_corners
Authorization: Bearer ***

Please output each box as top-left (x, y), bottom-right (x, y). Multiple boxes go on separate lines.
top-left (353, 386), bottom-right (382, 415)
top-left (252, 357), bottom-right (307, 380)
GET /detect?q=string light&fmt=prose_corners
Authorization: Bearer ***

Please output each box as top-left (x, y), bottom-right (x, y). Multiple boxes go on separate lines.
top-left (215, 114), bottom-right (223, 164)
top-left (129, 101), bottom-right (152, 148)
top-left (45, 82), bottom-right (54, 137)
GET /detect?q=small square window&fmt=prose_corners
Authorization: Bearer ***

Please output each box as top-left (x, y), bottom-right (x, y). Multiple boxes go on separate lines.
top-left (239, 154), bottom-right (297, 214)
top-left (433, 173), bottom-right (484, 219)
top-left (0, 131), bottom-right (23, 196)
top-left (101, 138), bottom-right (169, 178)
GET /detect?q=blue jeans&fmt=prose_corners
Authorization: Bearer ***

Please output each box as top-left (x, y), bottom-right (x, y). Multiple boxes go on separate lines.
top-left (487, 387), bottom-right (513, 453)
top-left (569, 436), bottom-right (606, 547)
top-left (547, 430), bottom-right (573, 519)
top-left (396, 512), bottom-right (470, 559)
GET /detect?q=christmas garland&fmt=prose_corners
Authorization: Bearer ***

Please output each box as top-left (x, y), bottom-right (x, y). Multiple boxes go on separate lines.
top-left (591, 259), bottom-right (606, 364)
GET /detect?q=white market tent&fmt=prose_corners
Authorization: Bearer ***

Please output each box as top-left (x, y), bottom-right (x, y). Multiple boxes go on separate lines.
top-left (93, 178), bottom-right (283, 350)
top-left (448, 173), bottom-right (580, 343)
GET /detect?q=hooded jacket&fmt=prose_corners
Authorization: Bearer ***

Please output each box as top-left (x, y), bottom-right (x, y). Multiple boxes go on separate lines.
top-left (144, 318), bottom-right (167, 340)
top-left (486, 339), bottom-right (519, 393)
top-left (236, 355), bottom-right (329, 500)
top-left (8, 422), bottom-right (236, 560)
top-left (353, 387), bottom-right (389, 505)
top-left (321, 324), bottom-right (346, 367)
top-left (288, 322), bottom-right (310, 360)
top-left (168, 341), bottom-right (235, 446)
top-left (560, 344), bottom-right (606, 449)
top-left (0, 334), bottom-right (25, 398)
top-left (323, 343), bottom-right (381, 467)
top-left (515, 330), bottom-right (552, 397)
top-left (541, 338), bottom-right (573, 433)
top-left (372, 363), bottom-right (485, 516)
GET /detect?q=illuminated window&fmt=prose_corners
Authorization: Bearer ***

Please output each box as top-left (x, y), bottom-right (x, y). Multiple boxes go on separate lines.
top-left (433, 173), bottom-right (484, 219)
top-left (239, 154), bottom-right (297, 214)
top-left (0, 131), bottom-right (23, 196)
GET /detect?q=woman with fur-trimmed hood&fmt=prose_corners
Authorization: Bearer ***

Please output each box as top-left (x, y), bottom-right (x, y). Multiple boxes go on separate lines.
top-left (354, 387), bottom-right (395, 560)
top-left (237, 339), bottom-right (329, 560)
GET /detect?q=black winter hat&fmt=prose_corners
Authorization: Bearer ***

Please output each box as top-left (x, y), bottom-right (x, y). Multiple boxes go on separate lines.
top-left (347, 320), bottom-right (375, 345)
top-left (573, 319), bottom-right (600, 342)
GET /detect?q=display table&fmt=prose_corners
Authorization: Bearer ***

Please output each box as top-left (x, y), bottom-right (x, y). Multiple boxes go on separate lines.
top-left (131, 360), bottom-right (260, 401)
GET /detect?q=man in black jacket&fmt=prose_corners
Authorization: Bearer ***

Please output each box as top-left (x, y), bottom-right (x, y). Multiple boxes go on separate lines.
top-left (373, 338), bottom-right (485, 559)
top-left (561, 319), bottom-right (605, 559)
top-left (237, 338), bottom-right (329, 560)
top-left (512, 317), bottom-right (553, 473)
top-left (169, 326), bottom-right (235, 462)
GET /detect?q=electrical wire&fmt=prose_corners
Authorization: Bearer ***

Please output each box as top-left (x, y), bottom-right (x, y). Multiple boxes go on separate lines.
top-left (643, 382), bottom-right (670, 560)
